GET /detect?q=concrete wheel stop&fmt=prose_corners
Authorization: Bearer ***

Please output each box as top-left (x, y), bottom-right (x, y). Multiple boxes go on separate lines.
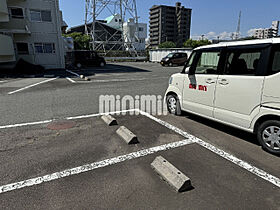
top-left (116, 126), bottom-right (138, 144)
top-left (151, 156), bottom-right (192, 192)
top-left (101, 115), bottom-right (118, 126)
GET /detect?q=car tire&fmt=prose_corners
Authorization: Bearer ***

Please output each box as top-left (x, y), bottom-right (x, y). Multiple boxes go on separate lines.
top-left (257, 120), bottom-right (280, 155)
top-left (100, 62), bottom-right (105, 67)
top-left (166, 94), bottom-right (182, 116)
top-left (168, 62), bottom-right (173, 67)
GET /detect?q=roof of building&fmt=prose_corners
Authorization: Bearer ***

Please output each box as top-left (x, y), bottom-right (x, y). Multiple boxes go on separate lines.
top-left (67, 20), bottom-right (120, 33)
top-left (62, 21), bottom-right (68, 27)
top-left (104, 15), bottom-right (115, 23)
top-left (196, 37), bottom-right (280, 50)
top-left (150, 3), bottom-right (191, 10)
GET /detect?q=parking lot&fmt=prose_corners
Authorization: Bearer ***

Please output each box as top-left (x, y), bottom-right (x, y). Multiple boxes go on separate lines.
top-left (0, 62), bottom-right (180, 125)
top-left (0, 62), bottom-right (279, 209)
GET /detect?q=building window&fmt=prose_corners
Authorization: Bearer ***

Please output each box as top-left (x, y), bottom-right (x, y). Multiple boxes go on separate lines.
top-left (30, 10), bottom-right (52, 22)
top-left (139, 38), bottom-right (145, 43)
top-left (9, 8), bottom-right (24, 19)
top-left (139, 27), bottom-right (144, 32)
top-left (16, 43), bottom-right (29, 54)
top-left (34, 43), bottom-right (55, 54)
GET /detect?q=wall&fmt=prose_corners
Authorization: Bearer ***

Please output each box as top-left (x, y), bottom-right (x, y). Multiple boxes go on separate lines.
top-left (149, 48), bottom-right (192, 62)
top-left (0, 0), bottom-right (8, 22)
top-left (0, 34), bottom-right (15, 63)
top-left (123, 21), bottom-right (147, 51)
top-left (0, 0), bottom-right (65, 69)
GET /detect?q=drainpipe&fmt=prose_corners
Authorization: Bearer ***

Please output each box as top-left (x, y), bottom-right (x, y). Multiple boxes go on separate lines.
top-left (54, 0), bottom-right (64, 69)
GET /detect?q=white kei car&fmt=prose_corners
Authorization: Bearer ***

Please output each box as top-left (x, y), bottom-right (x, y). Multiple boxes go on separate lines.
top-left (165, 38), bottom-right (280, 155)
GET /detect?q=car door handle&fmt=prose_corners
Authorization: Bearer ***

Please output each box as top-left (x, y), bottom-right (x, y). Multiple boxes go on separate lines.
top-left (218, 79), bottom-right (229, 85)
top-left (205, 78), bottom-right (216, 84)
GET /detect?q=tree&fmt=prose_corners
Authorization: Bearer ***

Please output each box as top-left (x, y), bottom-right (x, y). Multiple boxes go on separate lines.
top-left (63, 32), bottom-right (91, 50)
top-left (158, 41), bottom-right (176, 49)
top-left (183, 39), bottom-right (211, 49)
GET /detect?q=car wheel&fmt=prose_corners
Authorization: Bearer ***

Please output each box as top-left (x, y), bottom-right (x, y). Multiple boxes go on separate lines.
top-left (166, 94), bottom-right (182, 116)
top-left (168, 62), bottom-right (173, 67)
top-left (257, 120), bottom-right (280, 155)
top-left (100, 62), bottom-right (105, 67)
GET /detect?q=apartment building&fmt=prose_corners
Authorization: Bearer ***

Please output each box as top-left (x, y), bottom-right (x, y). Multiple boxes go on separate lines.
top-left (0, 0), bottom-right (65, 69)
top-left (149, 2), bottom-right (191, 48)
top-left (253, 21), bottom-right (279, 39)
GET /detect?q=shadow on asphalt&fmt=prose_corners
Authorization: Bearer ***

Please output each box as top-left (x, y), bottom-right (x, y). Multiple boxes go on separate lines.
top-left (80, 63), bottom-right (151, 75)
top-left (0, 68), bottom-right (68, 79)
top-left (182, 111), bottom-right (279, 156)
top-left (0, 63), bottom-right (151, 79)
top-left (180, 111), bottom-right (259, 145)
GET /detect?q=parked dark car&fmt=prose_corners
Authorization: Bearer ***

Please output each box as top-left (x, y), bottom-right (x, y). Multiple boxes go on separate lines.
top-left (72, 50), bottom-right (106, 68)
top-left (160, 52), bottom-right (188, 66)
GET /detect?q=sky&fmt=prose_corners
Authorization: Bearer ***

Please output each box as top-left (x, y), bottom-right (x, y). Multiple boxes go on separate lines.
top-left (60, 0), bottom-right (280, 40)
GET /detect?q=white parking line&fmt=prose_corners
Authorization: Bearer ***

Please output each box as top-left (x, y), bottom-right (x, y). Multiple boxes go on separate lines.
top-left (66, 109), bottom-right (136, 120)
top-left (66, 77), bottom-right (76, 83)
top-left (0, 109), bottom-right (136, 129)
top-left (0, 109), bottom-right (279, 189)
top-left (138, 110), bottom-right (280, 188)
top-left (0, 139), bottom-right (195, 194)
top-left (0, 120), bottom-right (53, 129)
top-left (7, 77), bottom-right (59, 95)
top-left (66, 69), bottom-right (80, 77)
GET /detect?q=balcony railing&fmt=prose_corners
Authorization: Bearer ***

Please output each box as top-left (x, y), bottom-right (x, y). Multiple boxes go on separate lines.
top-left (0, 0), bottom-right (9, 22)
top-left (0, 34), bottom-right (15, 63)
top-left (0, 18), bottom-right (30, 34)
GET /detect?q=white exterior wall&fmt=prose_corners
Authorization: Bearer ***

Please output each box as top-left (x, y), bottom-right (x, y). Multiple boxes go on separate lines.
top-left (105, 14), bottom-right (122, 30)
top-left (0, 0), bottom-right (65, 69)
top-left (253, 21), bottom-right (279, 39)
top-left (149, 49), bottom-right (192, 62)
top-left (123, 20), bottom-right (147, 51)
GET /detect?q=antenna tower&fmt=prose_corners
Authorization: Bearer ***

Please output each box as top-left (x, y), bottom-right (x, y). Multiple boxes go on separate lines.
top-left (85, 0), bottom-right (140, 55)
top-left (235, 11), bottom-right (241, 40)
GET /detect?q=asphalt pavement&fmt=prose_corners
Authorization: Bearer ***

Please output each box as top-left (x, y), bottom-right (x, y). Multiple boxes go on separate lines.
top-left (0, 62), bottom-right (179, 125)
top-left (0, 62), bottom-right (279, 209)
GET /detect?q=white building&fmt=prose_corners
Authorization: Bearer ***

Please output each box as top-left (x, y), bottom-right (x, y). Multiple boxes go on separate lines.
top-left (253, 21), bottom-right (279, 39)
top-left (123, 18), bottom-right (147, 51)
top-left (0, 0), bottom-right (65, 69)
top-left (103, 14), bottom-right (147, 51)
top-left (104, 13), bottom-right (122, 30)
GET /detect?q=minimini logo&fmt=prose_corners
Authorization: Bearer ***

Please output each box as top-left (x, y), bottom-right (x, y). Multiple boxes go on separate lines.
top-left (99, 95), bottom-right (168, 115)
